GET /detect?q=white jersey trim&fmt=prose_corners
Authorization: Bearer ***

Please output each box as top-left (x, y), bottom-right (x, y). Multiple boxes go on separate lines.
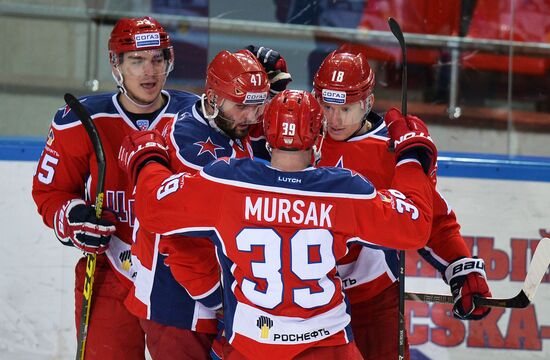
top-left (337, 247), bottom-right (395, 289)
top-left (229, 301), bottom-right (351, 345)
top-left (421, 245), bottom-right (449, 268)
top-left (396, 158), bottom-right (422, 167)
top-left (347, 120), bottom-right (388, 142)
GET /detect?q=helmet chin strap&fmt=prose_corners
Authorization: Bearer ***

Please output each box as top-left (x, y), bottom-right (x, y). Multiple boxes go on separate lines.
top-left (200, 93), bottom-right (227, 136)
top-left (313, 118), bottom-right (328, 165)
top-left (112, 68), bottom-right (160, 109)
top-left (200, 94), bottom-right (258, 139)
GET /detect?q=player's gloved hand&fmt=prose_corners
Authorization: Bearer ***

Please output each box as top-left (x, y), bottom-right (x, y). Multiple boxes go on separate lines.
top-left (445, 257), bottom-right (492, 320)
top-left (245, 45), bottom-right (292, 95)
top-left (385, 108), bottom-right (437, 177)
top-left (118, 130), bottom-right (169, 185)
top-left (54, 199), bottom-right (116, 254)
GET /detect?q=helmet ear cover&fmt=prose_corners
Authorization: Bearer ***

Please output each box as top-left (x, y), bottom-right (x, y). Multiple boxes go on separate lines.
top-left (263, 90), bottom-right (325, 151)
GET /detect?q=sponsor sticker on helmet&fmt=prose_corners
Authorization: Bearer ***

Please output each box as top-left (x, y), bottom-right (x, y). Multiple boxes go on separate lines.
top-left (321, 89), bottom-right (346, 104)
top-left (135, 32), bottom-right (160, 48)
top-left (243, 92), bottom-right (268, 105)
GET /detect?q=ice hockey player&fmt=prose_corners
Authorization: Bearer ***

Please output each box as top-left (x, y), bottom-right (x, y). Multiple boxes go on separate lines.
top-left (124, 46), bottom-right (292, 359)
top-left (31, 16), bottom-right (216, 359)
top-left (118, 89), bottom-right (437, 359)
top-left (313, 49), bottom-right (492, 359)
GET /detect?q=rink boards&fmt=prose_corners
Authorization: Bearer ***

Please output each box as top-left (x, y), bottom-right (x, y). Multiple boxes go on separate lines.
top-left (0, 141), bottom-right (549, 359)
top-left (408, 153), bottom-right (550, 360)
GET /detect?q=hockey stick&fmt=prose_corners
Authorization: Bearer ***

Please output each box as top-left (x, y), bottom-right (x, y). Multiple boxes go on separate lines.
top-left (405, 237), bottom-right (550, 308)
top-left (388, 17), bottom-right (407, 360)
top-left (64, 93), bottom-right (106, 360)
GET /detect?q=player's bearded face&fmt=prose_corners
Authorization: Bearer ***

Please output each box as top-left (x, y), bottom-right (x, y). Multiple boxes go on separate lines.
top-left (214, 98), bottom-right (264, 139)
top-left (117, 49), bottom-right (171, 105)
top-left (322, 101), bottom-right (367, 141)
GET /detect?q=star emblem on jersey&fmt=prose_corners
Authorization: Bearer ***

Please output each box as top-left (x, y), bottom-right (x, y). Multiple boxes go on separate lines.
top-left (194, 137), bottom-right (225, 158)
top-left (62, 104), bottom-right (71, 118)
top-left (335, 156), bottom-right (344, 168)
top-left (62, 97), bottom-right (87, 118)
top-left (347, 168), bottom-right (366, 181)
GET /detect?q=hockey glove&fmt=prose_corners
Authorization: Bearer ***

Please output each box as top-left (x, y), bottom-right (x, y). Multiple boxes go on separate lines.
top-left (445, 257), bottom-right (492, 320)
top-left (245, 45), bottom-right (292, 95)
top-left (385, 108), bottom-right (438, 177)
top-left (54, 199), bottom-right (116, 254)
top-left (118, 130), bottom-right (170, 185)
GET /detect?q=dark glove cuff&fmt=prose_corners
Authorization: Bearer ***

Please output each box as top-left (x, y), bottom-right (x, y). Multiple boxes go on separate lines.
top-left (134, 156), bottom-right (169, 183)
top-left (397, 148), bottom-right (432, 174)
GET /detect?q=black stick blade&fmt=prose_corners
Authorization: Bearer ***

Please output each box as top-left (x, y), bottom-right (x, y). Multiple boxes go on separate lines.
top-left (387, 17), bottom-right (408, 115)
top-left (388, 17), bottom-right (406, 51)
top-left (63, 93), bottom-right (106, 207)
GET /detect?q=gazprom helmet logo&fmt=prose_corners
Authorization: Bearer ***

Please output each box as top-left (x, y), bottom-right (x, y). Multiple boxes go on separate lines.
top-left (244, 92), bottom-right (268, 105)
top-left (322, 89), bottom-right (346, 104)
top-left (135, 32), bottom-right (160, 48)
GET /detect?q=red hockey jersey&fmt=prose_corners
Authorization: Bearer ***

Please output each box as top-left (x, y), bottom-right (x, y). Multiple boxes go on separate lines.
top-left (126, 101), bottom-right (256, 332)
top-left (32, 90), bottom-right (218, 332)
top-left (318, 115), bottom-right (470, 304)
top-left (134, 157), bottom-right (433, 359)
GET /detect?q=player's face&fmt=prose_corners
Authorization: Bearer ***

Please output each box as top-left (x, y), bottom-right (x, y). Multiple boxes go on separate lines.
top-left (322, 101), bottom-right (366, 141)
top-left (216, 98), bottom-right (264, 139)
top-left (117, 49), bottom-right (170, 106)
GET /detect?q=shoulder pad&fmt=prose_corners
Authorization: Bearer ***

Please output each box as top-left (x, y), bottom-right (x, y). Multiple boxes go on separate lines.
top-left (165, 90), bottom-right (200, 114)
top-left (52, 93), bottom-right (116, 127)
top-left (170, 118), bottom-right (234, 169)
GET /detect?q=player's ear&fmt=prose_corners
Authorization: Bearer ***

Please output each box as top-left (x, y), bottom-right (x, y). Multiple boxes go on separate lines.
top-left (206, 89), bottom-right (216, 107)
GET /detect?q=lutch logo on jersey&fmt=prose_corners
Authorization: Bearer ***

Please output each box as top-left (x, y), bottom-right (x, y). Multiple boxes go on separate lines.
top-left (257, 316), bottom-right (273, 339)
top-left (244, 92), bottom-right (268, 105)
top-left (277, 176), bottom-right (302, 184)
top-left (135, 32), bottom-right (160, 48)
top-left (322, 89), bottom-right (346, 104)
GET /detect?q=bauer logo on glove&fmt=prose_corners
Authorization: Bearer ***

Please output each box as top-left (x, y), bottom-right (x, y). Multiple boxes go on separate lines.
top-left (393, 131), bottom-right (434, 147)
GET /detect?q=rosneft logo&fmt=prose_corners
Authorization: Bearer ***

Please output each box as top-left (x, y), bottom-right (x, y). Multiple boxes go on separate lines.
top-left (119, 250), bottom-right (132, 272)
top-left (257, 316), bottom-right (274, 339)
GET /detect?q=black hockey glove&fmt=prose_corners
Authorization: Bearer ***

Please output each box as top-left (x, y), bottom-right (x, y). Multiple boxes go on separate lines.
top-left (245, 45), bottom-right (292, 96)
top-left (54, 199), bottom-right (116, 254)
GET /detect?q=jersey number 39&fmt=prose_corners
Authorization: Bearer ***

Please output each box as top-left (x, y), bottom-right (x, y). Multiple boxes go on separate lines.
top-left (236, 228), bottom-right (336, 309)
